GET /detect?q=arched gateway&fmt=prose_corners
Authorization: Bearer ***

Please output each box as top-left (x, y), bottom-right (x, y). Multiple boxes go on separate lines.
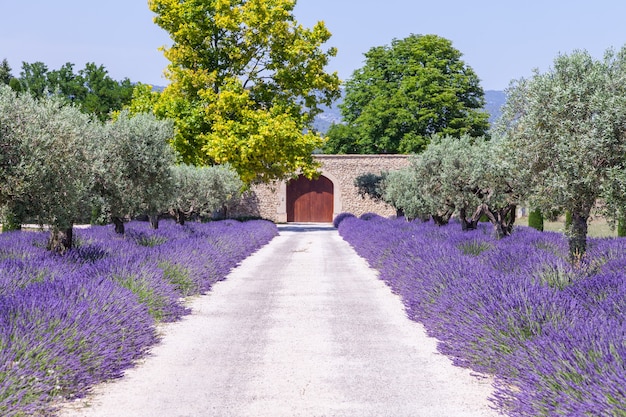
top-left (286, 175), bottom-right (334, 222)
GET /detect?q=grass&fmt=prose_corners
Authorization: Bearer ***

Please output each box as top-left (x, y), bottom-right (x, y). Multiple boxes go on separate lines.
top-left (516, 215), bottom-right (617, 238)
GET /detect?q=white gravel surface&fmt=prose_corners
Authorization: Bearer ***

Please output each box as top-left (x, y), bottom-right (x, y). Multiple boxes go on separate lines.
top-left (60, 223), bottom-right (500, 417)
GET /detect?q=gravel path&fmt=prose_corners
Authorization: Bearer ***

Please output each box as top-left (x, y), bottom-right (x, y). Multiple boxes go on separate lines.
top-left (60, 224), bottom-right (499, 417)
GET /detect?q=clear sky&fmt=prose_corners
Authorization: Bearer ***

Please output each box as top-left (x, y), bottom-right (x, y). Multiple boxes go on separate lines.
top-left (2, 1), bottom-right (626, 91)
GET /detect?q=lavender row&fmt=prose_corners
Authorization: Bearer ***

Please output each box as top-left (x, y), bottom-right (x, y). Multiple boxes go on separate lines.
top-left (338, 214), bottom-right (626, 416)
top-left (0, 219), bottom-right (278, 416)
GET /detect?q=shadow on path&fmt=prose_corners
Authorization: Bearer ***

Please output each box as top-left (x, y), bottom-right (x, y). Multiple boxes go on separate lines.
top-left (277, 223), bottom-right (335, 233)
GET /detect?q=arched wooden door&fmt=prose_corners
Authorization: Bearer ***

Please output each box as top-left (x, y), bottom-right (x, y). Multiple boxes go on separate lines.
top-left (287, 175), bottom-right (334, 222)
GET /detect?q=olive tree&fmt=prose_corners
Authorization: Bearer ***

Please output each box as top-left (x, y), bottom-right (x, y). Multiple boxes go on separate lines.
top-left (383, 141), bottom-right (457, 224)
top-left (383, 167), bottom-right (431, 221)
top-left (497, 48), bottom-right (626, 258)
top-left (459, 137), bottom-right (521, 237)
top-left (91, 111), bottom-right (176, 234)
top-left (383, 134), bottom-right (521, 237)
top-left (169, 164), bottom-right (243, 225)
top-left (0, 85), bottom-right (95, 252)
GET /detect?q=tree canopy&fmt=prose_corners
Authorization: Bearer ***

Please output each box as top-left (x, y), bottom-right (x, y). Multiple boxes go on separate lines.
top-left (0, 85), bottom-right (96, 252)
top-left (3, 60), bottom-right (135, 121)
top-left (0, 59), bottom-right (14, 86)
top-left (496, 47), bottom-right (626, 258)
top-left (91, 111), bottom-right (176, 234)
top-left (143, 0), bottom-right (341, 183)
top-left (324, 34), bottom-right (489, 154)
top-left (169, 163), bottom-right (243, 224)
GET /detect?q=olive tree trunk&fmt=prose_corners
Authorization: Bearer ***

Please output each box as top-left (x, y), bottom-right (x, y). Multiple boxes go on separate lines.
top-left (432, 209), bottom-right (454, 226)
top-left (112, 216), bottom-right (125, 234)
top-left (477, 203), bottom-right (516, 239)
top-left (568, 211), bottom-right (589, 262)
top-left (459, 206), bottom-right (481, 231)
top-left (47, 226), bottom-right (73, 254)
top-left (173, 209), bottom-right (185, 226)
top-left (148, 213), bottom-right (159, 229)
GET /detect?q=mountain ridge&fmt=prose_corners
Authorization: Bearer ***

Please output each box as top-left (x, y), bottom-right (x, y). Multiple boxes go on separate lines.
top-left (313, 89), bottom-right (507, 133)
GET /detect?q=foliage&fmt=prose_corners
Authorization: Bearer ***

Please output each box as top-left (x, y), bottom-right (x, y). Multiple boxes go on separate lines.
top-left (169, 163), bottom-right (243, 224)
top-left (91, 111), bottom-right (176, 233)
top-left (618, 217), bottom-right (626, 237)
top-left (14, 61), bottom-right (135, 121)
top-left (144, 0), bottom-right (341, 183)
top-left (339, 216), bottom-right (626, 416)
top-left (527, 209), bottom-right (544, 231)
top-left (323, 123), bottom-right (361, 154)
top-left (0, 58), bottom-right (13, 85)
top-left (325, 34), bottom-right (489, 154)
top-left (0, 219), bottom-right (278, 416)
top-left (382, 134), bottom-right (521, 235)
top-left (354, 172), bottom-right (387, 202)
top-left (382, 167), bottom-right (430, 221)
top-left (0, 85), bottom-right (96, 253)
top-left (496, 47), bottom-right (626, 258)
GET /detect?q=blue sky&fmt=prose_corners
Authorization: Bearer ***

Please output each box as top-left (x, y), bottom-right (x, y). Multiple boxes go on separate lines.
top-left (2, 1), bottom-right (626, 91)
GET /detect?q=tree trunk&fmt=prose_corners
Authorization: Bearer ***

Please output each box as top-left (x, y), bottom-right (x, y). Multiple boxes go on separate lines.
top-left (502, 204), bottom-right (516, 236)
top-left (149, 213), bottom-right (159, 229)
top-left (175, 209), bottom-right (185, 226)
top-left (459, 206), bottom-right (481, 231)
top-left (432, 214), bottom-right (449, 226)
top-left (569, 211), bottom-right (589, 262)
top-left (112, 216), bottom-right (125, 234)
top-left (480, 203), bottom-right (515, 239)
top-left (47, 226), bottom-right (73, 254)
top-left (432, 209), bottom-right (453, 226)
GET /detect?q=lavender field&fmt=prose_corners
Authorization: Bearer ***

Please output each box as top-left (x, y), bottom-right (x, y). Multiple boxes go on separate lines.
top-left (338, 215), bottom-right (626, 416)
top-left (0, 219), bottom-right (278, 417)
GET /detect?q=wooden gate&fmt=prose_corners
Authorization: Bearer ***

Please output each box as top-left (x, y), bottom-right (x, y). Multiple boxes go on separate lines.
top-left (287, 175), bottom-right (334, 222)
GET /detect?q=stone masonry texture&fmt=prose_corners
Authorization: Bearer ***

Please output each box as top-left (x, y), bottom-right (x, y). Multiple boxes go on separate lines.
top-left (228, 155), bottom-right (411, 223)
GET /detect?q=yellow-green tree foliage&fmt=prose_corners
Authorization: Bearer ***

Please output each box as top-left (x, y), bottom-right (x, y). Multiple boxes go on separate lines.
top-left (144, 0), bottom-right (341, 183)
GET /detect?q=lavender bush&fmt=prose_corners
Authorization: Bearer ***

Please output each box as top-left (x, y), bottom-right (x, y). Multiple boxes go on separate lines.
top-left (338, 216), bottom-right (626, 416)
top-left (0, 219), bottom-right (277, 416)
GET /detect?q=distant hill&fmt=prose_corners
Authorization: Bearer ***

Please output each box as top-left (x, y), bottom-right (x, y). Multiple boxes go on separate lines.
top-left (312, 93), bottom-right (344, 133)
top-left (484, 90), bottom-right (507, 125)
top-left (151, 85), bottom-right (506, 134)
top-left (313, 89), bottom-right (507, 134)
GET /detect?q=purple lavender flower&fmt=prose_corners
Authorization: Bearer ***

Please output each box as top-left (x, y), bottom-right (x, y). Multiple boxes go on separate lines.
top-left (0, 219), bottom-right (278, 416)
top-left (339, 216), bottom-right (626, 415)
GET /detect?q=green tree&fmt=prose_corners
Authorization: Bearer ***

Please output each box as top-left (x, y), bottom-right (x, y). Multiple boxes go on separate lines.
top-left (383, 135), bottom-right (520, 236)
top-left (497, 48), bottom-right (626, 259)
top-left (18, 61), bottom-right (49, 99)
top-left (169, 164), bottom-right (243, 224)
top-left (91, 111), bottom-right (176, 234)
top-left (16, 61), bottom-right (135, 121)
top-left (0, 59), bottom-right (12, 85)
top-left (383, 166), bottom-right (432, 222)
top-left (79, 63), bottom-right (134, 121)
top-left (528, 209), bottom-right (544, 232)
top-left (384, 145), bottom-right (456, 225)
top-left (0, 85), bottom-right (96, 253)
top-left (323, 123), bottom-right (361, 154)
top-left (326, 34), bottom-right (489, 154)
top-left (47, 62), bottom-right (87, 106)
top-left (145, 0), bottom-right (341, 183)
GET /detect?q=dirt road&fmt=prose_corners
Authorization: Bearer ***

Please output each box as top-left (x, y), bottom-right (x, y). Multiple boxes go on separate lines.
top-left (60, 224), bottom-right (498, 417)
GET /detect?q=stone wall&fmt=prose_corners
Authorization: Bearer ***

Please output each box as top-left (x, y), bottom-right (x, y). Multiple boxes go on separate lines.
top-left (229, 155), bottom-right (411, 223)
